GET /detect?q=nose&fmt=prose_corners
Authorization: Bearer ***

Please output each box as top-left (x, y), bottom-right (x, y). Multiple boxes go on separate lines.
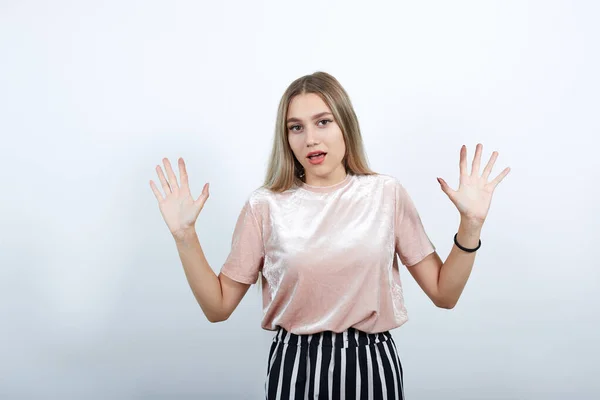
top-left (304, 125), bottom-right (319, 147)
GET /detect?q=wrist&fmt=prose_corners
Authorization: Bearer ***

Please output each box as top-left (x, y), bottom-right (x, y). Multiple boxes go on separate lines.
top-left (457, 220), bottom-right (482, 249)
top-left (459, 216), bottom-right (483, 231)
top-left (173, 227), bottom-right (198, 243)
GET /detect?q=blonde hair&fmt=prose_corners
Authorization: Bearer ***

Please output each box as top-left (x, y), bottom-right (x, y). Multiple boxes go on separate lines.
top-left (256, 71), bottom-right (377, 290)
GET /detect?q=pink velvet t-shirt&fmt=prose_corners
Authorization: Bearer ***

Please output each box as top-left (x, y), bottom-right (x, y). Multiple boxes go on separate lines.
top-left (219, 173), bottom-right (436, 335)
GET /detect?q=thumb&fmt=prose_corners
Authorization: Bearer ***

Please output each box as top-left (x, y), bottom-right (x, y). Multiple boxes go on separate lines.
top-left (195, 183), bottom-right (210, 208)
top-left (437, 177), bottom-right (455, 200)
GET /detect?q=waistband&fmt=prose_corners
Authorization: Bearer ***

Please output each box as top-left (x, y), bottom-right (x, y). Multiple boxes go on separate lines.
top-left (273, 326), bottom-right (393, 350)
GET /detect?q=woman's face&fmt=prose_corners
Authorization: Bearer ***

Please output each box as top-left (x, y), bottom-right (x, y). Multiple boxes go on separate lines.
top-left (286, 93), bottom-right (347, 186)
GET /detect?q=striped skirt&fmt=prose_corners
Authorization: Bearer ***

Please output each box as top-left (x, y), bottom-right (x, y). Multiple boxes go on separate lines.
top-left (265, 326), bottom-right (404, 400)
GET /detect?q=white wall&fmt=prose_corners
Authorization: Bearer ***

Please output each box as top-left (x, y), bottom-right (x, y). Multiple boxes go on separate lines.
top-left (1, 0), bottom-right (598, 398)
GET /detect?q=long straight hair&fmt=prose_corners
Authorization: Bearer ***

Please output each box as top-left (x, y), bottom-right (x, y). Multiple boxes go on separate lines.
top-left (256, 72), bottom-right (377, 291)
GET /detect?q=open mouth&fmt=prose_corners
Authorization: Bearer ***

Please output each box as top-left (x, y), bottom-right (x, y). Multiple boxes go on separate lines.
top-left (307, 152), bottom-right (327, 159)
top-left (307, 152), bottom-right (327, 165)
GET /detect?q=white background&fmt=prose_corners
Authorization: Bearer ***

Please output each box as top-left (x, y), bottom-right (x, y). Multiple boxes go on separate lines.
top-left (1, 0), bottom-right (598, 398)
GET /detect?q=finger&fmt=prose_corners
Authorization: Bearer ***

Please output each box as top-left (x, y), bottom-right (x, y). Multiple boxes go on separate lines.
top-left (156, 165), bottom-right (171, 194)
top-left (437, 177), bottom-right (456, 199)
top-left (459, 145), bottom-right (468, 177)
top-left (195, 183), bottom-right (210, 208)
top-left (489, 167), bottom-right (511, 189)
top-left (149, 180), bottom-right (164, 202)
top-left (178, 158), bottom-right (189, 189)
top-left (471, 143), bottom-right (483, 177)
top-left (482, 151), bottom-right (499, 181)
top-left (163, 158), bottom-right (180, 192)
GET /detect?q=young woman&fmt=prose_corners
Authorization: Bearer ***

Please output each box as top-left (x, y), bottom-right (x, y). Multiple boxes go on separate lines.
top-left (150, 72), bottom-right (510, 399)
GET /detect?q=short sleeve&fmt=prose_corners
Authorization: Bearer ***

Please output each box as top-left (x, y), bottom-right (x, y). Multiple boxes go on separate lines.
top-left (394, 181), bottom-right (436, 267)
top-left (219, 199), bottom-right (265, 285)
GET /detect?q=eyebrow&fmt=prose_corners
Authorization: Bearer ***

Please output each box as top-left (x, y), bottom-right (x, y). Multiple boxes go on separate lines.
top-left (286, 112), bottom-right (333, 124)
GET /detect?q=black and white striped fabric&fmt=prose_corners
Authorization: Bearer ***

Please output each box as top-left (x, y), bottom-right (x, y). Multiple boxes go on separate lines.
top-left (265, 326), bottom-right (404, 399)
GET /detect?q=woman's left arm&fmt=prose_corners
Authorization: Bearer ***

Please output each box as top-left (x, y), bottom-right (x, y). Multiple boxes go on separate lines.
top-left (407, 143), bottom-right (510, 309)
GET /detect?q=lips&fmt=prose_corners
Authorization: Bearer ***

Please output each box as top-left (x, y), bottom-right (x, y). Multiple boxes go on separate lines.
top-left (306, 151), bottom-right (327, 165)
top-left (307, 151), bottom-right (327, 159)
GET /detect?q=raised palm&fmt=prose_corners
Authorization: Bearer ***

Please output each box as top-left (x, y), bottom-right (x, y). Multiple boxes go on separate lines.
top-left (150, 157), bottom-right (209, 238)
top-left (437, 144), bottom-right (510, 224)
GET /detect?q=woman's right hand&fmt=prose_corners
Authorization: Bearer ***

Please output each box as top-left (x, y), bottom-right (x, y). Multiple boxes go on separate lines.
top-left (150, 157), bottom-right (209, 240)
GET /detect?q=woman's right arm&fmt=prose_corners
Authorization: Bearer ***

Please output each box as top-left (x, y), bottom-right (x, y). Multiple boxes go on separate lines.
top-left (150, 157), bottom-right (251, 323)
top-left (174, 227), bottom-right (251, 323)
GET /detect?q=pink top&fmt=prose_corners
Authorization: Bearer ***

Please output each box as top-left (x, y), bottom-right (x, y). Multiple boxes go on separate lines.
top-left (219, 173), bottom-right (436, 334)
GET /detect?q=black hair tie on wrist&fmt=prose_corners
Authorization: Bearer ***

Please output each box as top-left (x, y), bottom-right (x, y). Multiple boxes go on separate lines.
top-left (454, 233), bottom-right (481, 252)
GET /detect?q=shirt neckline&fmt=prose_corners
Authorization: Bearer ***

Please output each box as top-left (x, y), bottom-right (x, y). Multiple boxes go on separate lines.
top-left (299, 173), bottom-right (354, 193)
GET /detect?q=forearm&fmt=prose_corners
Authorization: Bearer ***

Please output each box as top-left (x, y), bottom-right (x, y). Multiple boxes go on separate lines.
top-left (437, 219), bottom-right (482, 307)
top-left (174, 228), bottom-right (224, 322)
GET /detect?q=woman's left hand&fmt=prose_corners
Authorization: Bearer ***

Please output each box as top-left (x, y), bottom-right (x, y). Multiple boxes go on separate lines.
top-left (437, 143), bottom-right (510, 226)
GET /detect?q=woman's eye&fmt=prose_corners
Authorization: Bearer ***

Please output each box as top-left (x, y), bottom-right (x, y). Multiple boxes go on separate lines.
top-left (318, 119), bottom-right (332, 126)
top-left (289, 125), bottom-right (301, 131)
